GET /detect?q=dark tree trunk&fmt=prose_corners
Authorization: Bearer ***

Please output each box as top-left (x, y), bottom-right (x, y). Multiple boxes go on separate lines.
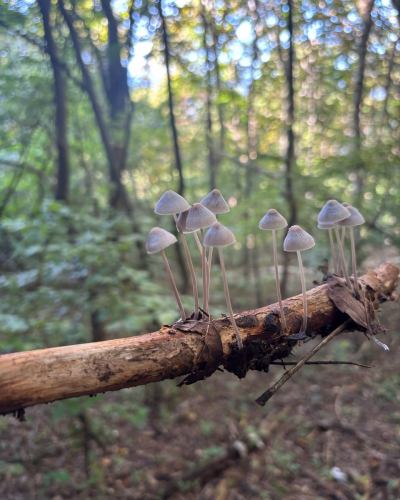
top-left (201, 4), bottom-right (217, 190)
top-left (38, 0), bottom-right (70, 202)
top-left (58, 0), bottom-right (133, 214)
top-left (157, 0), bottom-right (185, 196)
top-left (353, 0), bottom-right (374, 205)
top-left (281, 0), bottom-right (298, 297)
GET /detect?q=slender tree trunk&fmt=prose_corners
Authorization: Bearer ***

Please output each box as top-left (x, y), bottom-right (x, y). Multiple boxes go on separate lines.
top-left (281, 0), bottom-right (298, 297)
top-left (157, 0), bottom-right (185, 195)
top-left (38, 0), bottom-right (70, 202)
top-left (353, 0), bottom-right (375, 205)
top-left (58, 0), bottom-right (133, 214)
top-left (201, 4), bottom-right (217, 190)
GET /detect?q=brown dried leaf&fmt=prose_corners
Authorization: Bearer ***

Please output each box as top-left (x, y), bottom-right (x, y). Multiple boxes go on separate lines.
top-left (327, 279), bottom-right (368, 329)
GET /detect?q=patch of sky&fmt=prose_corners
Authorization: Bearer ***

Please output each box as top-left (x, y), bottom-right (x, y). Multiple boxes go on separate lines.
top-left (228, 40), bottom-right (244, 61)
top-left (370, 86), bottom-right (387, 101)
top-left (266, 13), bottom-right (278, 28)
top-left (279, 29), bottom-right (290, 45)
top-left (334, 55), bottom-right (350, 71)
top-left (236, 20), bottom-right (254, 45)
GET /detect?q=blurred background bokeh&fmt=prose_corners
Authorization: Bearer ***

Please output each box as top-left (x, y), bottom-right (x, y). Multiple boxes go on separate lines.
top-left (0, 0), bottom-right (399, 498)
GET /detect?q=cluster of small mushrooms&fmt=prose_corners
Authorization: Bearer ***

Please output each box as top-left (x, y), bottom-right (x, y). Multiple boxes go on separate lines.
top-left (146, 191), bottom-right (367, 349)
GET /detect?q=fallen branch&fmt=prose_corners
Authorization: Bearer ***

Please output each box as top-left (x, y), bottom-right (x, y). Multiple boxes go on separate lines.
top-left (0, 263), bottom-right (398, 414)
top-left (269, 360), bottom-right (372, 368)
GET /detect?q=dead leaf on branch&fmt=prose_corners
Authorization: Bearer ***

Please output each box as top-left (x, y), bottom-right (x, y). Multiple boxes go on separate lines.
top-left (327, 277), bottom-right (368, 329)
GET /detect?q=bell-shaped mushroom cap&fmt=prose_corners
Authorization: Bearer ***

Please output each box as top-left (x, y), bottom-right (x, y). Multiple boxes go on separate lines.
top-left (154, 190), bottom-right (190, 215)
top-left (203, 222), bottom-right (236, 248)
top-left (259, 209), bottom-right (288, 230)
top-left (284, 225), bottom-right (315, 252)
top-left (185, 203), bottom-right (217, 232)
top-left (338, 205), bottom-right (365, 227)
top-left (200, 189), bottom-right (230, 214)
top-left (318, 200), bottom-right (350, 225)
top-left (146, 227), bottom-right (177, 254)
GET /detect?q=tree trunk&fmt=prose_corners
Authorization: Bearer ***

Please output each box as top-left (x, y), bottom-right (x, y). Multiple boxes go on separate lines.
top-left (281, 0), bottom-right (298, 297)
top-left (38, 0), bottom-right (70, 202)
top-left (0, 263), bottom-right (397, 414)
top-left (58, 0), bottom-right (133, 213)
top-left (353, 0), bottom-right (375, 205)
top-left (201, 3), bottom-right (217, 190)
top-left (158, 0), bottom-right (185, 196)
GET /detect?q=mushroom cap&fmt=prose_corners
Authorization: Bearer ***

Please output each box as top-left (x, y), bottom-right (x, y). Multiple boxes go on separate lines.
top-left (154, 190), bottom-right (190, 215)
top-left (259, 209), bottom-right (288, 230)
top-left (146, 227), bottom-right (177, 254)
top-left (317, 221), bottom-right (335, 230)
top-left (200, 189), bottom-right (230, 214)
top-left (338, 205), bottom-right (365, 227)
top-left (185, 203), bottom-right (217, 232)
top-left (318, 199), bottom-right (350, 224)
top-left (283, 225), bottom-right (315, 252)
top-left (203, 222), bottom-right (236, 248)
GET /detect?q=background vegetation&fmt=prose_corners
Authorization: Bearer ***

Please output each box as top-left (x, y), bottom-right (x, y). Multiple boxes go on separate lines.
top-left (0, 0), bottom-right (399, 498)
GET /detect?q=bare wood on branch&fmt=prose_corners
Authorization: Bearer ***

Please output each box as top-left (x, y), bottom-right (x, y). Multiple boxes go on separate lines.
top-left (0, 263), bottom-right (398, 415)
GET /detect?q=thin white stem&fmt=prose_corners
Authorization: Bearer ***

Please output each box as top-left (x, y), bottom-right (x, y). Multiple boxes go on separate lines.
top-left (218, 248), bottom-right (243, 350)
top-left (272, 230), bottom-right (287, 332)
top-left (334, 225), bottom-right (352, 288)
top-left (161, 250), bottom-right (186, 321)
top-left (206, 246), bottom-right (214, 314)
top-left (297, 250), bottom-right (307, 334)
top-left (173, 214), bottom-right (200, 317)
top-left (193, 231), bottom-right (203, 254)
top-left (201, 229), bottom-right (208, 314)
top-left (180, 233), bottom-right (200, 317)
top-left (328, 228), bottom-right (338, 274)
top-left (349, 228), bottom-right (360, 296)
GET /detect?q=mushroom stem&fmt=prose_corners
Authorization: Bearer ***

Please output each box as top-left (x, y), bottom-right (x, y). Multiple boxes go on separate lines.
top-left (218, 248), bottom-right (243, 350)
top-left (349, 228), bottom-right (360, 296)
top-left (161, 250), bottom-right (186, 321)
top-left (296, 250), bottom-right (308, 334)
top-left (334, 226), bottom-right (352, 288)
top-left (205, 246), bottom-right (214, 314)
top-left (328, 228), bottom-right (338, 274)
top-left (201, 230), bottom-right (208, 314)
top-left (193, 232), bottom-right (203, 255)
top-left (272, 230), bottom-right (287, 332)
top-left (173, 214), bottom-right (200, 318)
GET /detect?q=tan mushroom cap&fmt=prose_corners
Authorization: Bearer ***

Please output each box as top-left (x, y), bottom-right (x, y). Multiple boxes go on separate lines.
top-left (338, 205), bottom-right (365, 227)
top-left (284, 225), bottom-right (315, 252)
top-left (146, 227), bottom-right (177, 254)
top-left (259, 208), bottom-right (288, 230)
top-left (154, 190), bottom-right (190, 215)
top-left (200, 189), bottom-right (230, 214)
top-left (185, 203), bottom-right (217, 232)
top-left (203, 222), bottom-right (236, 248)
top-left (318, 199), bottom-right (350, 225)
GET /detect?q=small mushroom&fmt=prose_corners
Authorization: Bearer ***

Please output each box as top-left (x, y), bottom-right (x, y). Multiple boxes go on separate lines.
top-left (318, 200), bottom-right (351, 287)
top-left (204, 222), bottom-right (243, 349)
top-left (259, 209), bottom-right (288, 332)
top-left (338, 204), bottom-right (365, 296)
top-left (154, 190), bottom-right (190, 215)
top-left (200, 189), bottom-right (230, 214)
top-left (146, 227), bottom-right (186, 321)
top-left (200, 189), bottom-right (231, 312)
top-left (155, 190), bottom-right (199, 318)
top-left (183, 203), bottom-right (217, 317)
top-left (283, 225), bottom-right (315, 339)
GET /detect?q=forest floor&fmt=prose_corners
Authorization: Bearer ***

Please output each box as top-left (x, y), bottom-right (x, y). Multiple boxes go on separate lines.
top-left (1, 301), bottom-right (399, 499)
